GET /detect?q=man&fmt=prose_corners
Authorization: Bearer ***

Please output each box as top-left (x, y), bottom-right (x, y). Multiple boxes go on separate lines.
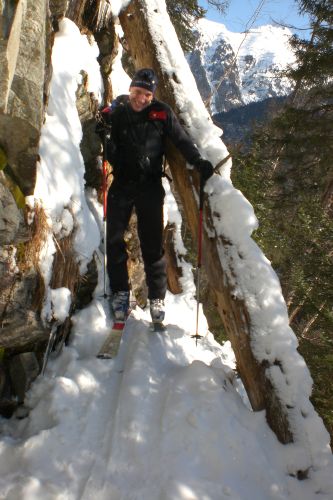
top-left (97, 68), bottom-right (214, 324)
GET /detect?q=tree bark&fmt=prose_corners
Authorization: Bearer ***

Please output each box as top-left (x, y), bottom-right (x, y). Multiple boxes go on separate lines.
top-left (164, 222), bottom-right (183, 294)
top-left (119, 0), bottom-right (294, 444)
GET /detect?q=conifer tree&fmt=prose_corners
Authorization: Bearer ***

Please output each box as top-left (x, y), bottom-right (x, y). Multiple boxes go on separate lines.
top-left (280, 0), bottom-right (333, 182)
top-left (165, 0), bottom-right (205, 51)
top-left (231, 0), bottom-right (333, 441)
top-left (165, 0), bottom-right (229, 52)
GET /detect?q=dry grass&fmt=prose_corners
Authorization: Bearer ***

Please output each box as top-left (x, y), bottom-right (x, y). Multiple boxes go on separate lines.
top-left (16, 204), bottom-right (50, 312)
top-left (17, 204), bottom-right (80, 313)
top-left (17, 204), bottom-right (49, 273)
top-left (50, 233), bottom-right (79, 297)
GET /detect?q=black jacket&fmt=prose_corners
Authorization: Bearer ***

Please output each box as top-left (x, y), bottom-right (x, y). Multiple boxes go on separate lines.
top-left (97, 96), bottom-right (201, 184)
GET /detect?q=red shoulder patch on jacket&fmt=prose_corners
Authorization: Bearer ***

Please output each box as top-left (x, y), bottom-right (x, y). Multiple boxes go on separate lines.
top-left (101, 106), bottom-right (112, 114)
top-left (148, 110), bottom-right (167, 121)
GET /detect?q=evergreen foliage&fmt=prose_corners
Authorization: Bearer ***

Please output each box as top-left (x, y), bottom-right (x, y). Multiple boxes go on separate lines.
top-left (231, 0), bottom-right (333, 441)
top-left (165, 0), bottom-right (228, 52)
top-left (165, 0), bottom-right (205, 52)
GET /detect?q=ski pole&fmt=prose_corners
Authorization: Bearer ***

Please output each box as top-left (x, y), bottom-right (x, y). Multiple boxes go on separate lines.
top-left (42, 322), bottom-right (58, 375)
top-left (192, 173), bottom-right (205, 346)
top-left (102, 130), bottom-right (108, 299)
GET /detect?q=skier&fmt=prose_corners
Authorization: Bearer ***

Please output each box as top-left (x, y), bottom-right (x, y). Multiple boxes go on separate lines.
top-left (97, 68), bottom-right (214, 325)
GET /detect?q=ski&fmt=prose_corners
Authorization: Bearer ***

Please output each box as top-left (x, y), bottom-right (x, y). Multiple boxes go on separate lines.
top-left (97, 321), bottom-right (125, 359)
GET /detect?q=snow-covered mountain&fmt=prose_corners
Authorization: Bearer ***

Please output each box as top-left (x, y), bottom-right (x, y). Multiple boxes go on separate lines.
top-left (188, 18), bottom-right (296, 114)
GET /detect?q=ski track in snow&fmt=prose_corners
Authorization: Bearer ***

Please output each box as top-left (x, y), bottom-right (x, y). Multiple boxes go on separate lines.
top-left (0, 300), bottom-right (325, 500)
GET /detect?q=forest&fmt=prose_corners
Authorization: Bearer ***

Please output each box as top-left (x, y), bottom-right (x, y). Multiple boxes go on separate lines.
top-left (164, 0), bottom-right (332, 442)
top-left (230, 0), bottom-right (333, 442)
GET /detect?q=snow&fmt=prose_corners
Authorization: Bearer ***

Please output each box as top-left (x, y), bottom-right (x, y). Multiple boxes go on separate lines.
top-left (0, 287), bottom-right (331, 499)
top-left (50, 287), bottom-right (72, 323)
top-left (1, 5), bottom-right (333, 500)
top-left (34, 18), bottom-right (101, 278)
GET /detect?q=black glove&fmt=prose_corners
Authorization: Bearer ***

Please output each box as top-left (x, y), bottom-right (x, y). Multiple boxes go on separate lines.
top-left (194, 158), bottom-right (214, 182)
top-left (95, 107), bottom-right (112, 137)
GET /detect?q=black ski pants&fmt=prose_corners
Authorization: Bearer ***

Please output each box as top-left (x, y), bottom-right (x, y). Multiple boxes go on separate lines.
top-left (106, 180), bottom-right (167, 300)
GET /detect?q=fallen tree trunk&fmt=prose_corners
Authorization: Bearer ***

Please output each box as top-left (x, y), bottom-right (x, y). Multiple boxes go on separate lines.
top-left (118, 4), bottom-right (333, 476)
top-left (119, 0), bottom-right (294, 444)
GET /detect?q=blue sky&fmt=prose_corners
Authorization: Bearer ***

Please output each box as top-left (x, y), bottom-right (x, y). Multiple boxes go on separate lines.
top-left (198, 0), bottom-right (311, 35)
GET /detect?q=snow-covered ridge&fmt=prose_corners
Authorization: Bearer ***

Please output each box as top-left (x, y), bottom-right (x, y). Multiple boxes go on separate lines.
top-left (188, 18), bottom-right (296, 113)
top-left (196, 18), bottom-right (294, 60)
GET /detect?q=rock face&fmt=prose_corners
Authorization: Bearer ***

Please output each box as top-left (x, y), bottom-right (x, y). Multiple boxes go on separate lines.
top-left (0, 0), bottom-right (50, 196)
top-left (0, 1), bottom-right (52, 417)
top-left (0, 177), bottom-right (22, 245)
top-left (0, 0), bottom-right (99, 417)
top-left (187, 18), bottom-right (295, 114)
top-left (50, 0), bottom-right (69, 20)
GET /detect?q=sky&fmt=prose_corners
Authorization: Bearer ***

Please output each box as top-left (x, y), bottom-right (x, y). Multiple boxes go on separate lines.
top-left (199, 0), bottom-right (311, 35)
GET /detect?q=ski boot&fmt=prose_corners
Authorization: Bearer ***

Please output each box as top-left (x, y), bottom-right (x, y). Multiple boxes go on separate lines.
top-left (150, 298), bottom-right (166, 332)
top-left (111, 291), bottom-right (130, 322)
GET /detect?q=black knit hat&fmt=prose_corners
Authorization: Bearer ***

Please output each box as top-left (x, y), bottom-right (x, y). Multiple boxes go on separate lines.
top-left (130, 68), bottom-right (158, 93)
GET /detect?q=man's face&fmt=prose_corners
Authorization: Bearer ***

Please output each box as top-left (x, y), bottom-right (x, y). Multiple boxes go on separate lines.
top-left (129, 86), bottom-right (154, 112)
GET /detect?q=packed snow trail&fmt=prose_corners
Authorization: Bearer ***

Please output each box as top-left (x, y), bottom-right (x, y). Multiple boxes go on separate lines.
top-left (0, 294), bottom-right (330, 499)
top-left (82, 311), bottom-right (280, 500)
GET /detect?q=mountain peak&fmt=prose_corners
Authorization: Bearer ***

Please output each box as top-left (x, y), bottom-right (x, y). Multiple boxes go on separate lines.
top-left (188, 18), bottom-right (296, 114)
